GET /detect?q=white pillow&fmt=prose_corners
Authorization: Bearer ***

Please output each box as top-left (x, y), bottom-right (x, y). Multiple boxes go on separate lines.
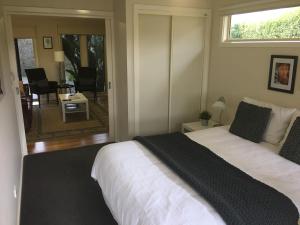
top-left (243, 97), bottom-right (296, 144)
top-left (280, 110), bottom-right (300, 147)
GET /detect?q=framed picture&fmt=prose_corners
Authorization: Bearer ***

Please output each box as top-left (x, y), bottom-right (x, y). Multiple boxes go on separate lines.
top-left (268, 55), bottom-right (298, 94)
top-left (43, 36), bottom-right (53, 49)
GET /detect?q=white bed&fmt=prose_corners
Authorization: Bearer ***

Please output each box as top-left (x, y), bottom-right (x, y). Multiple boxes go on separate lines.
top-left (91, 126), bottom-right (300, 225)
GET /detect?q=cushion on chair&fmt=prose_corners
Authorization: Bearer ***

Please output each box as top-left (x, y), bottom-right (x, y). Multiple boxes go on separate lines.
top-left (35, 79), bottom-right (49, 88)
top-left (25, 68), bottom-right (47, 82)
top-left (26, 68), bottom-right (58, 96)
top-left (75, 67), bottom-right (97, 93)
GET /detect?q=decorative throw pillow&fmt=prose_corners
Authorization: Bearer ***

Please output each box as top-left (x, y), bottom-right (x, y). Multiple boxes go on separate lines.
top-left (243, 97), bottom-right (296, 144)
top-left (280, 110), bottom-right (300, 147)
top-left (279, 117), bottom-right (300, 165)
top-left (229, 101), bottom-right (272, 143)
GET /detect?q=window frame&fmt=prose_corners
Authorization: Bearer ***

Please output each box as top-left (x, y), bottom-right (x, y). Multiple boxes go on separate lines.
top-left (220, 6), bottom-right (300, 47)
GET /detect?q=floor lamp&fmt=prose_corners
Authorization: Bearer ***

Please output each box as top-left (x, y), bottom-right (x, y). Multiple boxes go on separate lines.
top-left (54, 51), bottom-right (65, 84)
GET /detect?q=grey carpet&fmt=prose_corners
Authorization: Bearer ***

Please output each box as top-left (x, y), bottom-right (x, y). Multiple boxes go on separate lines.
top-left (20, 144), bottom-right (117, 225)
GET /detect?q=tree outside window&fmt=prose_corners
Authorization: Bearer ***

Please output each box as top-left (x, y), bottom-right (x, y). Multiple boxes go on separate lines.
top-left (229, 7), bottom-right (300, 40)
top-left (61, 34), bottom-right (81, 83)
top-left (87, 35), bottom-right (106, 91)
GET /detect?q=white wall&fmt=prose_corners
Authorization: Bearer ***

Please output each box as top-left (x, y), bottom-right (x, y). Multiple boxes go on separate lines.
top-left (0, 12), bottom-right (23, 225)
top-left (207, 0), bottom-right (300, 124)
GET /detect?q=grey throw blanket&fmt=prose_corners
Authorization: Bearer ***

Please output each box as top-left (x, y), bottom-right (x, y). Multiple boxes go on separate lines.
top-left (134, 132), bottom-right (299, 225)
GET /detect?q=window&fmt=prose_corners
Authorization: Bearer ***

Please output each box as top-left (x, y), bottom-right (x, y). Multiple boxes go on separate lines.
top-left (87, 35), bottom-right (105, 91)
top-left (15, 38), bottom-right (37, 84)
top-left (223, 6), bottom-right (300, 43)
top-left (61, 34), bottom-right (106, 89)
top-left (61, 34), bottom-right (81, 83)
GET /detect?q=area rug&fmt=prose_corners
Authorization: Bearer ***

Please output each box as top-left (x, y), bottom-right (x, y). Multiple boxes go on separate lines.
top-left (26, 101), bottom-right (109, 142)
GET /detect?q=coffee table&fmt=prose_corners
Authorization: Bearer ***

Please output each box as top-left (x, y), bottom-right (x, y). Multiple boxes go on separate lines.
top-left (59, 93), bottom-right (89, 122)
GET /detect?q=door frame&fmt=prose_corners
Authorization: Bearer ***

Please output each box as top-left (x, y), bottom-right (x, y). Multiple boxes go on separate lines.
top-left (132, 5), bottom-right (212, 135)
top-left (3, 6), bottom-right (117, 155)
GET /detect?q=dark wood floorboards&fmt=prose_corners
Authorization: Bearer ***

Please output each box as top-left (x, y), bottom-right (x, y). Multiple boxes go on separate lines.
top-left (27, 133), bottom-right (109, 154)
top-left (26, 92), bottom-right (109, 154)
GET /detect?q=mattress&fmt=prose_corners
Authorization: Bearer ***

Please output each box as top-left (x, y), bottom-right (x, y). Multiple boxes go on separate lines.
top-left (91, 126), bottom-right (300, 225)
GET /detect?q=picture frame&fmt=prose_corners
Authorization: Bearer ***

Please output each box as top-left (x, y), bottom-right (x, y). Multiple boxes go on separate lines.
top-left (268, 55), bottom-right (298, 94)
top-left (43, 36), bottom-right (53, 49)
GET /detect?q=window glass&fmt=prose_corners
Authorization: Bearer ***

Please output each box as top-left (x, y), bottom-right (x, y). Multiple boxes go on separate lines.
top-left (229, 6), bottom-right (300, 40)
top-left (61, 34), bottom-right (81, 83)
top-left (16, 38), bottom-right (36, 84)
top-left (87, 35), bottom-right (106, 91)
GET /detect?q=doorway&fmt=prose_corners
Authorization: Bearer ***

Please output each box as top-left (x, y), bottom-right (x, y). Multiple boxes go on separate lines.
top-left (5, 9), bottom-right (116, 155)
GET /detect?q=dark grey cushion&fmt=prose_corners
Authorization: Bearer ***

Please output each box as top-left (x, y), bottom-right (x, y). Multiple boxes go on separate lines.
top-left (280, 117), bottom-right (300, 165)
top-left (35, 79), bottom-right (49, 88)
top-left (229, 101), bottom-right (272, 143)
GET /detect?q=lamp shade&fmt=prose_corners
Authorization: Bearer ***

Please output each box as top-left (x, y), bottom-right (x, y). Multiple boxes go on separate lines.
top-left (212, 97), bottom-right (226, 110)
top-left (54, 51), bottom-right (65, 62)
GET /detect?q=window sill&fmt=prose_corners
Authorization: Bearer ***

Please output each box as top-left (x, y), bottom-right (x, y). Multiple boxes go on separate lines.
top-left (220, 40), bottom-right (300, 48)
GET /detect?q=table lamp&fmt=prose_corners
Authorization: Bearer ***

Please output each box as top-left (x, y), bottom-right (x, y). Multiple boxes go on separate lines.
top-left (212, 96), bottom-right (226, 125)
top-left (54, 51), bottom-right (65, 84)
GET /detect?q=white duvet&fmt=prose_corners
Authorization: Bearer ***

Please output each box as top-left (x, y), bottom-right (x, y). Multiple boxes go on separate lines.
top-left (91, 126), bottom-right (300, 225)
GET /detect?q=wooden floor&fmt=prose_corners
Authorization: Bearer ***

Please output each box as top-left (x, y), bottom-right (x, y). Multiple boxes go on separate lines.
top-left (27, 133), bottom-right (109, 154)
top-left (26, 92), bottom-right (110, 154)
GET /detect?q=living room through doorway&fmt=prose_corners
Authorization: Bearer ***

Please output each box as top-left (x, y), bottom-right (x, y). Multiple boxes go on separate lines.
top-left (13, 15), bottom-right (111, 154)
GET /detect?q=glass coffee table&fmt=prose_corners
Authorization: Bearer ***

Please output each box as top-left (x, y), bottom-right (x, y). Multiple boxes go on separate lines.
top-left (58, 93), bottom-right (89, 122)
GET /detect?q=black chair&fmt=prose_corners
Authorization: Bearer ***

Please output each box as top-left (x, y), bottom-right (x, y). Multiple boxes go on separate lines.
top-left (74, 67), bottom-right (97, 101)
top-left (25, 68), bottom-right (58, 108)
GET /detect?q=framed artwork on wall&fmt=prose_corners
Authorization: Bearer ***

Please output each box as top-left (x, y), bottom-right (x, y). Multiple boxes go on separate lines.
top-left (268, 55), bottom-right (298, 94)
top-left (43, 36), bottom-right (53, 49)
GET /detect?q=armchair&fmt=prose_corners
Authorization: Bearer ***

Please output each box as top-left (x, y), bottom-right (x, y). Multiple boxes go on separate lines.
top-left (74, 67), bottom-right (97, 101)
top-left (25, 68), bottom-right (58, 108)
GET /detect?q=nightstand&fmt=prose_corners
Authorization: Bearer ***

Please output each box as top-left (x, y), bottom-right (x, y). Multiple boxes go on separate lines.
top-left (181, 120), bottom-right (217, 133)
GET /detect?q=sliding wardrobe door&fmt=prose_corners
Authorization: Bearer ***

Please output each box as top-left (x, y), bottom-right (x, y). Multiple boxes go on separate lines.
top-left (169, 16), bottom-right (205, 132)
top-left (137, 14), bottom-right (171, 135)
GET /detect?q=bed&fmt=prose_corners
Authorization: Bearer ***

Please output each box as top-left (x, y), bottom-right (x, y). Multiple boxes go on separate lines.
top-left (91, 126), bottom-right (300, 225)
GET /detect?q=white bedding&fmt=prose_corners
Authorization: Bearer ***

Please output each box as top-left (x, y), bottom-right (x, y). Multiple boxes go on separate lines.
top-left (91, 126), bottom-right (300, 225)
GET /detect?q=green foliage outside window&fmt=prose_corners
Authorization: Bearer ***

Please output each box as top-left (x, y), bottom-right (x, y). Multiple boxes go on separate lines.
top-left (87, 35), bottom-right (105, 91)
top-left (61, 34), bottom-right (81, 82)
top-left (230, 9), bottom-right (300, 40)
top-left (61, 34), bottom-right (105, 91)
